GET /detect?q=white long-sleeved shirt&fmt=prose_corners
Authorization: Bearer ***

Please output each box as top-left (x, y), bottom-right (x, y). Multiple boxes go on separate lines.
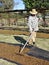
top-left (28, 15), bottom-right (39, 32)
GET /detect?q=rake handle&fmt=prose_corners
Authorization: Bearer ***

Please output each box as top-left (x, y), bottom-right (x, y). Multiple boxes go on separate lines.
top-left (20, 34), bottom-right (32, 53)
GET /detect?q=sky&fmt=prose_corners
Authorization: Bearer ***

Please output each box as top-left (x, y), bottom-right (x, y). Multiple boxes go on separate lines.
top-left (13, 0), bottom-right (25, 10)
top-left (0, 2), bottom-right (3, 6)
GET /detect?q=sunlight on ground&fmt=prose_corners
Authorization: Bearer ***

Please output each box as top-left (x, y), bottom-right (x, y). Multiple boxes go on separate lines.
top-left (36, 38), bottom-right (49, 51)
top-left (0, 34), bottom-right (49, 64)
top-left (0, 59), bottom-right (17, 65)
top-left (0, 34), bottom-right (49, 51)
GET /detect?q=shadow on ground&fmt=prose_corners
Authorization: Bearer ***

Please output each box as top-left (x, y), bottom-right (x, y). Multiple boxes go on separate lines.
top-left (14, 36), bottom-right (26, 45)
top-left (0, 42), bottom-right (49, 65)
top-left (27, 46), bottom-right (49, 61)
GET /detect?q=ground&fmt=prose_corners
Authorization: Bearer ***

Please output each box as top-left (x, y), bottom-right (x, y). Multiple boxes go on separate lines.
top-left (0, 30), bottom-right (49, 65)
top-left (0, 42), bottom-right (49, 65)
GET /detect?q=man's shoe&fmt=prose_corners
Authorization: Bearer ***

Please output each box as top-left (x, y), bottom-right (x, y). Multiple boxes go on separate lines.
top-left (33, 42), bottom-right (37, 47)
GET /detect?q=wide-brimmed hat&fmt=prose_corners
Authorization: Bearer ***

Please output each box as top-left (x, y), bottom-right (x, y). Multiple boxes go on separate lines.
top-left (30, 9), bottom-right (38, 14)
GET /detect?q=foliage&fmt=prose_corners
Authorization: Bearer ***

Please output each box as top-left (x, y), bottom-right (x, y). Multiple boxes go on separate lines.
top-left (23, 0), bottom-right (49, 27)
top-left (0, 0), bottom-right (14, 10)
top-left (23, 0), bottom-right (49, 9)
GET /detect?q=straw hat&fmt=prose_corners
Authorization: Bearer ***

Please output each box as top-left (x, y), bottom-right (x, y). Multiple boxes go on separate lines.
top-left (30, 9), bottom-right (38, 14)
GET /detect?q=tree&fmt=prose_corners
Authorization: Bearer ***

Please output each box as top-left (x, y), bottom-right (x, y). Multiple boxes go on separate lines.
top-left (23, 0), bottom-right (49, 27)
top-left (0, 0), bottom-right (14, 26)
top-left (23, 0), bottom-right (49, 9)
top-left (0, 0), bottom-right (14, 10)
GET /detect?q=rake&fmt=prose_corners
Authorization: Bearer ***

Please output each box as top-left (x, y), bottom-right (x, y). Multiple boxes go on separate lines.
top-left (20, 34), bottom-right (32, 53)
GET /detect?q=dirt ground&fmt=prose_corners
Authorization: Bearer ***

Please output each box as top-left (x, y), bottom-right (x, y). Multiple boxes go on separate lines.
top-left (0, 30), bottom-right (49, 65)
top-left (0, 29), bottom-right (49, 38)
top-left (0, 42), bottom-right (49, 65)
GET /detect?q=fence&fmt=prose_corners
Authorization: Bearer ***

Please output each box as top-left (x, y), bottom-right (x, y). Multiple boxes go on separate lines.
top-left (0, 10), bottom-right (28, 28)
top-left (0, 9), bottom-right (49, 30)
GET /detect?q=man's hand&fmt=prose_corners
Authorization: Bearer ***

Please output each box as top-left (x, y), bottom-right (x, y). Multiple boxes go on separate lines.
top-left (30, 28), bottom-right (34, 33)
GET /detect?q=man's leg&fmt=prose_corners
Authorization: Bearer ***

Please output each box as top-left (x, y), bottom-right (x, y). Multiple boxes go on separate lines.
top-left (28, 31), bottom-right (36, 46)
top-left (29, 38), bottom-right (33, 45)
top-left (32, 31), bottom-right (36, 45)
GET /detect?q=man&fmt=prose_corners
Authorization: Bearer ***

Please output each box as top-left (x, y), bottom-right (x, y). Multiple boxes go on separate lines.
top-left (27, 9), bottom-right (39, 46)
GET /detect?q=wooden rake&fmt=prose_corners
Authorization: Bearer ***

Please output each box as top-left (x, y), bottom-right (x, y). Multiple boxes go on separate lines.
top-left (20, 34), bottom-right (32, 53)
